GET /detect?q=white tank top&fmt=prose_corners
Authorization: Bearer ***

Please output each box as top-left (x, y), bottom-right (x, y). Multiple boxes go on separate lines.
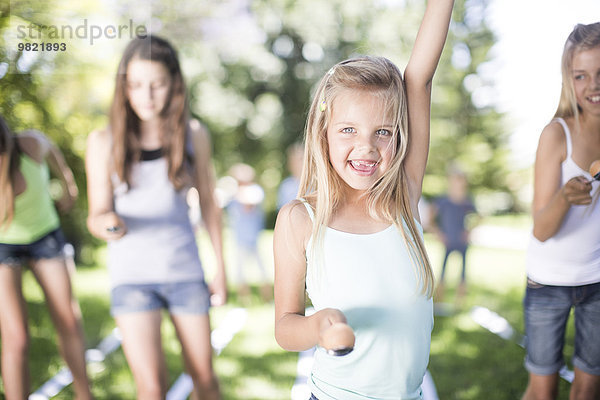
top-left (526, 118), bottom-right (600, 286)
top-left (302, 201), bottom-right (433, 400)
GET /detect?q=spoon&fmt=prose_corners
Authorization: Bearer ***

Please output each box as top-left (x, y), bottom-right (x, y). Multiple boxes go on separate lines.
top-left (327, 347), bottom-right (354, 356)
top-left (321, 322), bottom-right (355, 357)
top-left (590, 160), bottom-right (600, 181)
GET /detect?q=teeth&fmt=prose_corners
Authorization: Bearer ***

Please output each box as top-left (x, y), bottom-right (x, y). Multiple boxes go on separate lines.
top-left (351, 160), bottom-right (376, 168)
top-left (589, 95), bottom-right (600, 102)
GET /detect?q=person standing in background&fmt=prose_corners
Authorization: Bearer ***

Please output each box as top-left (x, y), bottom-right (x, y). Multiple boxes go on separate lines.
top-left (277, 142), bottom-right (304, 210)
top-left (86, 35), bottom-right (226, 400)
top-left (227, 163), bottom-right (270, 303)
top-left (0, 116), bottom-right (93, 400)
top-left (430, 167), bottom-right (477, 304)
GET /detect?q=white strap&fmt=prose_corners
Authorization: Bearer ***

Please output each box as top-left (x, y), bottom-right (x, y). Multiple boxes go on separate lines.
top-left (554, 118), bottom-right (573, 158)
top-left (299, 198), bottom-right (315, 221)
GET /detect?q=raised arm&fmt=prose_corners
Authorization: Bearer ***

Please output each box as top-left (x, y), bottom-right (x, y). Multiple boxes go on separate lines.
top-left (403, 0), bottom-right (454, 205)
top-left (189, 120), bottom-right (227, 306)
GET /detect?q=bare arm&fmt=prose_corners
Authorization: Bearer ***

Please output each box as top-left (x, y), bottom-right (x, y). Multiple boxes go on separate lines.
top-left (403, 0), bottom-right (454, 207)
top-left (85, 129), bottom-right (126, 241)
top-left (17, 130), bottom-right (78, 213)
top-left (189, 120), bottom-right (227, 305)
top-left (273, 201), bottom-right (348, 351)
top-left (532, 121), bottom-right (592, 241)
top-left (44, 140), bottom-right (79, 213)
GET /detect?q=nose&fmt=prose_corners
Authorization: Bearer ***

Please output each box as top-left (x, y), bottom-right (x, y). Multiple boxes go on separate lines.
top-left (139, 84), bottom-right (154, 101)
top-left (354, 132), bottom-right (376, 152)
top-left (146, 85), bottom-right (155, 100)
top-left (594, 73), bottom-right (600, 89)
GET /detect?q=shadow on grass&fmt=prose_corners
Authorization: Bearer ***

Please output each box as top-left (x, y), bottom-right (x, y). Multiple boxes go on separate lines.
top-left (217, 350), bottom-right (298, 400)
top-left (430, 285), bottom-right (575, 400)
top-left (430, 317), bottom-right (527, 399)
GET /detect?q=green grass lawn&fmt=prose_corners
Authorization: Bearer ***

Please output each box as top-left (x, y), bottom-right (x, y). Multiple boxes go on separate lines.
top-left (0, 215), bottom-right (578, 399)
top-left (425, 224), bottom-right (576, 400)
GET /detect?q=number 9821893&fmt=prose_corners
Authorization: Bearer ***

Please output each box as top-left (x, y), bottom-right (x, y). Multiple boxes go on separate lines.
top-left (18, 42), bottom-right (67, 52)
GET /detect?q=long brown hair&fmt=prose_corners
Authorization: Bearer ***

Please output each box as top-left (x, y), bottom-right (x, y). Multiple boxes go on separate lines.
top-left (554, 22), bottom-right (600, 121)
top-left (0, 116), bottom-right (21, 228)
top-left (110, 35), bottom-right (190, 189)
top-left (300, 56), bottom-right (434, 297)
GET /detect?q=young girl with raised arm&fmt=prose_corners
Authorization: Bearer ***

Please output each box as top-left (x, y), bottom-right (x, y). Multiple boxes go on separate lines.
top-left (0, 116), bottom-right (92, 400)
top-left (86, 36), bottom-right (226, 400)
top-left (523, 22), bottom-right (600, 400)
top-left (273, 1), bottom-right (453, 398)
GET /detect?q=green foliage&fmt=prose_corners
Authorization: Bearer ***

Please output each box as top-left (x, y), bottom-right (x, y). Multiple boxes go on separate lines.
top-left (1, 0), bottom-right (513, 246)
top-left (0, 6), bottom-right (99, 263)
top-left (427, 0), bottom-right (512, 212)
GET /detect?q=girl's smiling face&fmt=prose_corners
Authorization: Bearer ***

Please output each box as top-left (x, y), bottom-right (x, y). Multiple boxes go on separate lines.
top-left (572, 46), bottom-right (600, 117)
top-left (126, 59), bottom-right (172, 122)
top-left (326, 89), bottom-right (396, 195)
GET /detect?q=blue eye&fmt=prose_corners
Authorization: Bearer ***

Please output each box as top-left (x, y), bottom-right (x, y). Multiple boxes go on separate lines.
top-left (574, 74), bottom-right (586, 81)
top-left (376, 129), bottom-right (391, 136)
top-left (341, 127), bottom-right (355, 133)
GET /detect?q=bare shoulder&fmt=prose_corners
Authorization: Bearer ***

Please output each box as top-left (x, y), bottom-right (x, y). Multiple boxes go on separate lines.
top-left (537, 120), bottom-right (567, 162)
top-left (87, 128), bottom-right (110, 143)
top-left (86, 129), bottom-right (113, 175)
top-left (276, 200), bottom-right (312, 236)
top-left (279, 199), bottom-right (311, 220)
top-left (274, 199), bottom-right (313, 261)
top-left (539, 120), bottom-right (567, 144)
top-left (16, 130), bottom-right (49, 162)
top-left (18, 129), bottom-right (47, 143)
top-left (87, 128), bottom-right (112, 152)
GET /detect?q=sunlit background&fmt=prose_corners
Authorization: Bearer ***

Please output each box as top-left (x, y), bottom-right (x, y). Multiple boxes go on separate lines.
top-left (488, 0), bottom-right (600, 168)
top-left (4, 0), bottom-right (599, 218)
top-left (1, 1), bottom-right (599, 399)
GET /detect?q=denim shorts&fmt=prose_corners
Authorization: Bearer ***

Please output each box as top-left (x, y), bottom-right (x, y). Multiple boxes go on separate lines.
top-left (0, 228), bottom-right (66, 267)
top-left (524, 279), bottom-right (600, 376)
top-left (110, 280), bottom-right (211, 316)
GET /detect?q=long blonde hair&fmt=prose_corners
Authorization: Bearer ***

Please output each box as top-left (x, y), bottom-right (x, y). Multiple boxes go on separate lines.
top-left (554, 22), bottom-right (600, 121)
top-left (299, 56), bottom-right (434, 297)
top-left (110, 35), bottom-right (190, 189)
top-left (0, 116), bottom-right (20, 229)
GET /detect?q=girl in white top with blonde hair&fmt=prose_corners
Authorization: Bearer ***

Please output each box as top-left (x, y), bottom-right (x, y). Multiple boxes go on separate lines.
top-left (273, 1), bottom-right (453, 398)
top-left (523, 21), bottom-right (600, 400)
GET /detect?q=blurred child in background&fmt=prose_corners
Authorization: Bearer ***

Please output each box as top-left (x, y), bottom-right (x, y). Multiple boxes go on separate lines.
top-left (86, 35), bottom-right (225, 400)
top-left (277, 143), bottom-right (304, 210)
top-left (430, 166), bottom-right (477, 304)
top-left (0, 116), bottom-right (92, 400)
top-left (227, 163), bottom-right (270, 302)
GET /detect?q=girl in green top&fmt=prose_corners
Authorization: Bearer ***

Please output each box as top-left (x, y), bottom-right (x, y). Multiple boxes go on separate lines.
top-left (0, 115), bottom-right (92, 399)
